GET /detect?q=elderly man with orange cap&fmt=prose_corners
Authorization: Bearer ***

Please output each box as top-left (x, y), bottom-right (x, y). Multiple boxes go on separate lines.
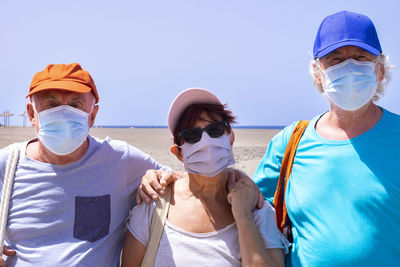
top-left (0, 63), bottom-right (168, 266)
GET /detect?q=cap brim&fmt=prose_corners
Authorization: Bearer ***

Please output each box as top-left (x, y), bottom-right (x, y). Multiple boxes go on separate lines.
top-left (315, 40), bottom-right (381, 59)
top-left (167, 88), bottom-right (222, 136)
top-left (26, 80), bottom-right (92, 98)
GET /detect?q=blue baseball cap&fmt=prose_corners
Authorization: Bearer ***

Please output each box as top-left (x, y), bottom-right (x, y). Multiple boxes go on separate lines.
top-left (313, 11), bottom-right (382, 59)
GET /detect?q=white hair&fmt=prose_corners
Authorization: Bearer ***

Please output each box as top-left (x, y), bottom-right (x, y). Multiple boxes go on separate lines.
top-left (309, 54), bottom-right (393, 101)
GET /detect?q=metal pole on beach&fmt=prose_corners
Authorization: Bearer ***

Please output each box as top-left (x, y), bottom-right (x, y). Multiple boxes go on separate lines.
top-left (7, 112), bottom-right (14, 126)
top-left (0, 112), bottom-right (6, 127)
top-left (2, 111), bottom-right (14, 127)
top-left (19, 111), bottom-right (27, 127)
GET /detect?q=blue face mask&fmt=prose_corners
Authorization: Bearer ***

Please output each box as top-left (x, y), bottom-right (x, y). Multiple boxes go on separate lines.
top-left (34, 105), bottom-right (90, 155)
top-left (320, 58), bottom-right (378, 111)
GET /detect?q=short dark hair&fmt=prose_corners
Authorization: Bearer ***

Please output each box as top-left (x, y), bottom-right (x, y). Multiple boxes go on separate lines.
top-left (173, 103), bottom-right (236, 145)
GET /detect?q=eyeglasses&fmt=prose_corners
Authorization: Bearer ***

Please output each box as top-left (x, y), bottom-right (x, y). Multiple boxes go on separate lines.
top-left (179, 121), bottom-right (229, 144)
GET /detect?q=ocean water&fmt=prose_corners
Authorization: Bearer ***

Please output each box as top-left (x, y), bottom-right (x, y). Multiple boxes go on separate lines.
top-left (93, 125), bottom-right (285, 129)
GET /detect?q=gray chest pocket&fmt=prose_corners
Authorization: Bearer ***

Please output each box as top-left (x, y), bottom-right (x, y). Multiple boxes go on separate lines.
top-left (74, 195), bottom-right (111, 242)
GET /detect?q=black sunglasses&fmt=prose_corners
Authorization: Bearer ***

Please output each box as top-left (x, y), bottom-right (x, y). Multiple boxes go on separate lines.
top-left (179, 121), bottom-right (229, 144)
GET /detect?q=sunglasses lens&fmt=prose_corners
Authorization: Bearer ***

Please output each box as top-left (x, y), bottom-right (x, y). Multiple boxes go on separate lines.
top-left (179, 121), bottom-right (228, 144)
top-left (205, 122), bottom-right (227, 138)
top-left (181, 128), bottom-right (203, 144)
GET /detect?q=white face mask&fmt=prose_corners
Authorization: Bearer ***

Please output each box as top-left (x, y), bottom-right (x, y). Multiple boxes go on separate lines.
top-left (34, 105), bottom-right (90, 155)
top-left (180, 132), bottom-right (235, 177)
top-left (320, 58), bottom-right (378, 111)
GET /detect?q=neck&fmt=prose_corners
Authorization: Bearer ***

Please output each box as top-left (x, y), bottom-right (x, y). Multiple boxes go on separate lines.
top-left (317, 102), bottom-right (382, 140)
top-left (26, 138), bottom-right (89, 165)
top-left (187, 169), bottom-right (229, 200)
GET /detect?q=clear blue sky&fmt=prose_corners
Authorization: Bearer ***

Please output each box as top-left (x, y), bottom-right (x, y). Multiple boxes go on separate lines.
top-left (0, 0), bottom-right (399, 126)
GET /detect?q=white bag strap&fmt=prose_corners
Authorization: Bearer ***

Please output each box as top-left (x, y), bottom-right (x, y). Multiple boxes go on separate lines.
top-left (0, 144), bottom-right (19, 254)
top-left (141, 186), bottom-right (171, 267)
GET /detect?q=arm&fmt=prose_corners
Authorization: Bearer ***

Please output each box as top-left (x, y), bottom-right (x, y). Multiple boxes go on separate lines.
top-left (253, 124), bottom-right (295, 202)
top-left (228, 179), bottom-right (284, 267)
top-left (121, 232), bottom-right (146, 267)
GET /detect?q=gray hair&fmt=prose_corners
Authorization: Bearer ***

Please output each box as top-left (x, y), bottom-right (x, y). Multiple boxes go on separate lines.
top-left (309, 54), bottom-right (393, 101)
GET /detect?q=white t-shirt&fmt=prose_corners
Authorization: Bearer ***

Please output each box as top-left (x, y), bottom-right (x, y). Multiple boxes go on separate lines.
top-left (0, 136), bottom-right (168, 267)
top-left (127, 200), bottom-right (287, 266)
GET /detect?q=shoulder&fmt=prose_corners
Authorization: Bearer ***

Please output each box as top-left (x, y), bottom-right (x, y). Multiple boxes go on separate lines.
top-left (0, 144), bottom-right (13, 164)
top-left (255, 121), bottom-right (301, 167)
top-left (90, 135), bottom-right (154, 161)
top-left (0, 142), bottom-right (25, 181)
top-left (381, 108), bottom-right (400, 124)
top-left (270, 121), bottom-right (299, 147)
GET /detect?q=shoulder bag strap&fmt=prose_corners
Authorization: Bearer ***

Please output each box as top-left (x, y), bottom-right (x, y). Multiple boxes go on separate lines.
top-left (0, 144), bottom-right (20, 254)
top-left (141, 186), bottom-right (171, 267)
top-left (273, 120), bottom-right (309, 233)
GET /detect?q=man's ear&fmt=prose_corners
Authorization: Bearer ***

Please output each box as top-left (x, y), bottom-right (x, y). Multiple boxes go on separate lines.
top-left (170, 144), bottom-right (183, 162)
top-left (88, 105), bottom-right (99, 128)
top-left (313, 62), bottom-right (323, 87)
top-left (27, 102), bottom-right (37, 128)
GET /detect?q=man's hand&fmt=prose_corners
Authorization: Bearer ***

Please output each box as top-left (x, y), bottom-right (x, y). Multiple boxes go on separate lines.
top-left (227, 168), bottom-right (264, 209)
top-left (136, 170), bottom-right (187, 204)
top-left (0, 246), bottom-right (16, 267)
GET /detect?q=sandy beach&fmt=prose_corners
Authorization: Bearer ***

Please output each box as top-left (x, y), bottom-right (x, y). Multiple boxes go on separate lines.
top-left (0, 127), bottom-right (281, 176)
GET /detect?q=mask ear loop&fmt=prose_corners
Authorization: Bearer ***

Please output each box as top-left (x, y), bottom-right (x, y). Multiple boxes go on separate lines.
top-left (373, 55), bottom-right (383, 84)
top-left (373, 55), bottom-right (381, 65)
top-left (315, 59), bottom-right (327, 89)
top-left (30, 102), bottom-right (41, 120)
top-left (88, 105), bottom-right (97, 115)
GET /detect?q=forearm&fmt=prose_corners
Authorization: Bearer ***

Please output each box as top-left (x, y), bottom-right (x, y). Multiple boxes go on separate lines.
top-left (121, 232), bottom-right (146, 267)
top-left (236, 214), bottom-right (284, 267)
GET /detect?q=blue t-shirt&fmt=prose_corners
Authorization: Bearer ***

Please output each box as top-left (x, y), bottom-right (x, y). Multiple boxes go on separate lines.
top-left (253, 108), bottom-right (400, 267)
top-left (0, 136), bottom-right (167, 267)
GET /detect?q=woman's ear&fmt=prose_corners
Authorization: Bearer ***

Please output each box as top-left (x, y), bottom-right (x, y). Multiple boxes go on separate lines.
top-left (230, 130), bottom-right (235, 145)
top-left (170, 144), bottom-right (183, 162)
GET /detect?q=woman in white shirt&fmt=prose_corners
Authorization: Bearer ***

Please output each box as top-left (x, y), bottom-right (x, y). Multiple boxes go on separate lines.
top-left (122, 88), bottom-right (286, 266)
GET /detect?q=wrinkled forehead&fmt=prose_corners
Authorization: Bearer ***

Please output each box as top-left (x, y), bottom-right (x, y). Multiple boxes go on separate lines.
top-left (31, 89), bottom-right (95, 106)
top-left (321, 46), bottom-right (376, 60)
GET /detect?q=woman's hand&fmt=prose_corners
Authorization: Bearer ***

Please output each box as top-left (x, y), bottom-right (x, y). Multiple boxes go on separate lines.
top-left (227, 168), bottom-right (264, 209)
top-left (227, 178), bottom-right (259, 221)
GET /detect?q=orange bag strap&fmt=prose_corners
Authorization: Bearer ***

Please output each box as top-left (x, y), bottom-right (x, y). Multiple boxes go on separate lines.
top-left (273, 120), bottom-right (309, 233)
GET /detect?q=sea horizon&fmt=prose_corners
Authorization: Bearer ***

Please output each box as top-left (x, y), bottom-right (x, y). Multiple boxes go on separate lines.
top-left (93, 125), bottom-right (285, 129)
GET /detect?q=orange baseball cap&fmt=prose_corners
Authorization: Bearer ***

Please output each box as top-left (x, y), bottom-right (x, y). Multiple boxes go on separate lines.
top-left (26, 63), bottom-right (99, 103)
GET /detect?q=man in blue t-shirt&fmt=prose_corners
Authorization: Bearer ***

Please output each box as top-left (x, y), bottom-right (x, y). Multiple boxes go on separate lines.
top-left (253, 11), bottom-right (400, 266)
top-left (0, 63), bottom-right (168, 266)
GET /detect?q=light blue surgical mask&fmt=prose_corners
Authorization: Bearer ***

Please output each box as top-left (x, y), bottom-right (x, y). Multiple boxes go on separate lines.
top-left (320, 58), bottom-right (378, 111)
top-left (34, 105), bottom-right (91, 155)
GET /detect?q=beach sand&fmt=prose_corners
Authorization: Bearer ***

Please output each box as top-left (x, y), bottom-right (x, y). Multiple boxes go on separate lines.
top-left (0, 126), bottom-right (281, 176)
